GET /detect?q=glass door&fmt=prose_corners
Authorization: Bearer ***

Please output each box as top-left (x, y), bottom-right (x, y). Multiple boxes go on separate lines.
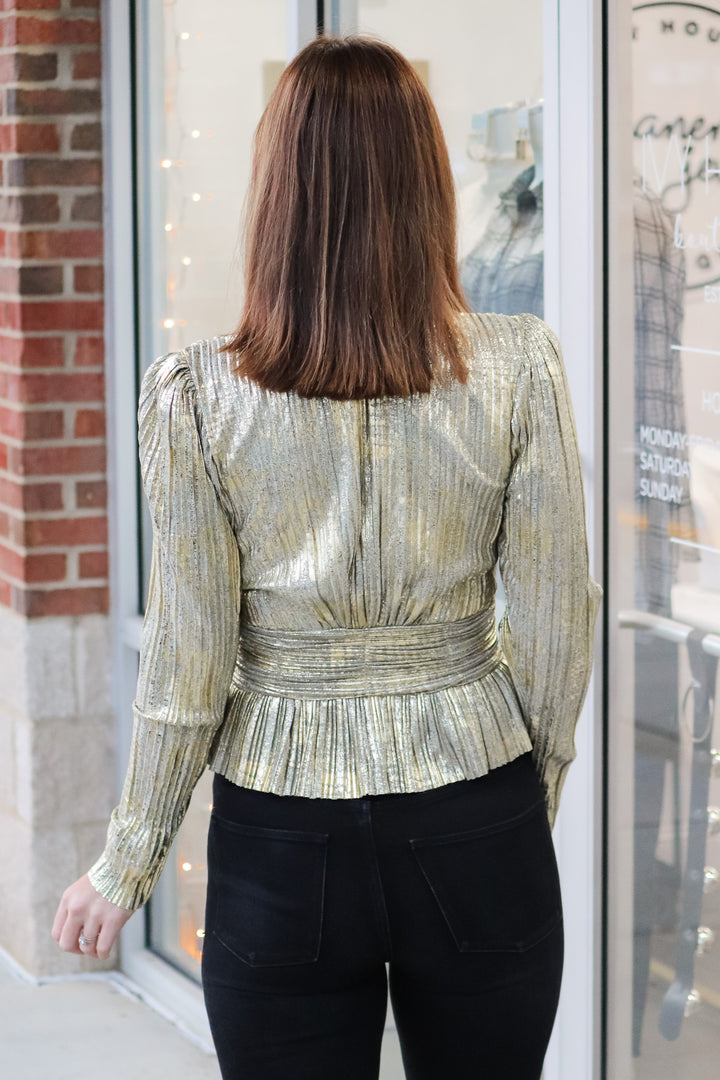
top-left (606, 3), bottom-right (720, 1076)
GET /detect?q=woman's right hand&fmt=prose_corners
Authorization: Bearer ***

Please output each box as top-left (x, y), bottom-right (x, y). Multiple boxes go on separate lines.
top-left (51, 873), bottom-right (135, 960)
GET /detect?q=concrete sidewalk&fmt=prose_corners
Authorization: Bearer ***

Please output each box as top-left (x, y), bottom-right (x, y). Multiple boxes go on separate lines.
top-left (0, 947), bottom-right (404, 1079)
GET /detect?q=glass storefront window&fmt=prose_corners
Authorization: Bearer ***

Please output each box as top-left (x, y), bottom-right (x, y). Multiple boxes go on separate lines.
top-left (132, 0), bottom-right (546, 983)
top-left (608, 3), bottom-right (720, 1074)
top-left (134, 0), bottom-right (288, 978)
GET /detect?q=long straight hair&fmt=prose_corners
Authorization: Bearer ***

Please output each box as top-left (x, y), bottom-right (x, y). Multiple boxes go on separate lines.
top-left (218, 36), bottom-right (470, 400)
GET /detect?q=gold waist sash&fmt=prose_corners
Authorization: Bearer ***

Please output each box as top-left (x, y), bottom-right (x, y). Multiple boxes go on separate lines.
top-left (237, 608), bottom-right (501, 699)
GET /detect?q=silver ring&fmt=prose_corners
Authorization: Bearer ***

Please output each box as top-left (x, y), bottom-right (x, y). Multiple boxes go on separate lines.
top-left (79, 932), bottom-right (98, 947)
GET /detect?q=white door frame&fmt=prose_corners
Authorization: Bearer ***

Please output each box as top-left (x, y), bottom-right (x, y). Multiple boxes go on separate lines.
top-left (542, 3), bottom-right (605, 1080)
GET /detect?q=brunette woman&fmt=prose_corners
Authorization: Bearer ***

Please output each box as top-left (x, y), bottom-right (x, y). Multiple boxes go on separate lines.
top-left (53, 36), bottom-right (601, 1080)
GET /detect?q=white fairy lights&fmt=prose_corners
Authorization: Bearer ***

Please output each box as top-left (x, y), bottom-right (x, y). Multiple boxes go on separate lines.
top-left (161, 26), bottom-right (217, 333)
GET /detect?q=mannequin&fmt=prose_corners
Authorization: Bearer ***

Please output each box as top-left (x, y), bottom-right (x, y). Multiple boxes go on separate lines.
top-left (458, 105), bottom-right (530, 261)
top-left (459, 100), bottom-right (544, 318)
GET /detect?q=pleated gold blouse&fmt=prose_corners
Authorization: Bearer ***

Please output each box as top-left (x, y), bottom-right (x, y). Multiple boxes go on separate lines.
top-left (88, 311), bottom-right (602, 912)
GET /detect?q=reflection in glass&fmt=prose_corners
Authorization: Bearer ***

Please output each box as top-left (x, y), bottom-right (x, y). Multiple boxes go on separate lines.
top-left (610, 3), bottom-right (720, 1074)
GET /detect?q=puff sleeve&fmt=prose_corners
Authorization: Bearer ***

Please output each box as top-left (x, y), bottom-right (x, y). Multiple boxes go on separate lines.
top-left (87, 350), bottom-right (242, 910)
top-left (497, 314), bottom-right (602, 830)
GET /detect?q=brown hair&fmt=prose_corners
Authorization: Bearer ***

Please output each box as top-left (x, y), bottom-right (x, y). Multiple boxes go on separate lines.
top-left (218, 35), bottom-right (470, 400)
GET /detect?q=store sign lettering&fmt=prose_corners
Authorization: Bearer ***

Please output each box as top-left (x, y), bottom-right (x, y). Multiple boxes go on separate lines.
top-left (638, 478), bottom-right (684, 502)
top-left (636, 116), bottom-right (720, 141)
top-left (673, 214), bottom-right (720, 253)
top-left (638, 451), bottom-right (691, 477)
top-left (701, 389), bottom-right (720, 413)
top-left (640, 132), bottom-right (692, 193)
top-left (638, 132), bottom-right (720, 204)
top-left (639, 425), bottom-right (720, 451)
top-left (633, 16), bottom-right (720, 42)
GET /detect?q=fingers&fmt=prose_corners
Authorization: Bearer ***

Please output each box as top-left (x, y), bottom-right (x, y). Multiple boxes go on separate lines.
top-left (56, 910), bottom-right (111, 958)
top-left (78, 921), bottom-right (101, 958)
top-left (52, 888), bottom-right (106, 958)
top-left (52, 875), bottom-right (134, 961)
top-left (50, 899), bottom-right (67, 943)
top-left (95, 921), bottom-right (115, 961)
top-left (57, 913), bottom-right (87, 955)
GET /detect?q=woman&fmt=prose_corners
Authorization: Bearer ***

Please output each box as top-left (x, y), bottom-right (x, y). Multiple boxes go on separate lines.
top-left (53, 35), bottom-right (601, 1080)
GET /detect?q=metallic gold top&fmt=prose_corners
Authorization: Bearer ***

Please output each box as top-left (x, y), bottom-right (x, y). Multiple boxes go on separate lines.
top-left (88, 312), bottom-right (602, 911)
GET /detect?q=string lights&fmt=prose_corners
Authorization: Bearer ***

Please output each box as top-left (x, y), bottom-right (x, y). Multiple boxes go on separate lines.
top-left (160, 21), bottom-right (216, 338)
top-left (160, 26), bottom-right (220, 336)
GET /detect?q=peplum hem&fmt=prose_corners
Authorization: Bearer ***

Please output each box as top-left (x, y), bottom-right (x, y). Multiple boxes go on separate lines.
top-left (207, 660), bottom-right (534, 800)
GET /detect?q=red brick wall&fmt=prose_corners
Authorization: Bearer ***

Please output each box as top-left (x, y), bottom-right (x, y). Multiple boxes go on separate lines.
top-left (0, 0), bottom-right (108, 617)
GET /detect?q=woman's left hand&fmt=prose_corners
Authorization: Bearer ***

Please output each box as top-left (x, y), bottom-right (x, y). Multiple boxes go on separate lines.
top-left (51, 874), bottom-right (135, 960)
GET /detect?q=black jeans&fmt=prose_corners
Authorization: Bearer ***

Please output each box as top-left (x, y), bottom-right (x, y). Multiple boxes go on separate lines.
top-left (201, 750), bottom-right (564, 1080)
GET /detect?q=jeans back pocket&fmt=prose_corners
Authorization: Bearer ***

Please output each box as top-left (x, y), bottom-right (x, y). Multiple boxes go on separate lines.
top-left (207, 812), bottom-right (328, 967)
top-left (410, 795), bottom-right (562, 953)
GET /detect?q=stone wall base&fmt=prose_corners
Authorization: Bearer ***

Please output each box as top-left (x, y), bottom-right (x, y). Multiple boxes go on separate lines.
top-left (0, 606), bottom-right (118, 975)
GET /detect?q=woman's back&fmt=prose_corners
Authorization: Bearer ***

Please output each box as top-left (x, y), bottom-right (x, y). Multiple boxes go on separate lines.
top-left (85, 308), bottom-right (600, 909)
top-left (187, 311), bottom-right (518, 630)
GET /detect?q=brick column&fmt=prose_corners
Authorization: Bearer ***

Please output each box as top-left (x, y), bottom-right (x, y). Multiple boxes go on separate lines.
top-left (0, 0), bottom-right (117, 975)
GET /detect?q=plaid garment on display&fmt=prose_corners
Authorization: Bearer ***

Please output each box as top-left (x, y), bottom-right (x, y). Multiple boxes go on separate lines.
top-left (633, 176), bottom-right (697, 615)
top-left (460, 164), bottom-right (544, 318)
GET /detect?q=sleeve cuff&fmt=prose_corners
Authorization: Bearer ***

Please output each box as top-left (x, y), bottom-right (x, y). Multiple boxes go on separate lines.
top-left (87, 845), bottom-right (170, 913)
top-left (86, 807), bottom-right (175, 912)
top-left (539, 756), bottom-right (574, 832)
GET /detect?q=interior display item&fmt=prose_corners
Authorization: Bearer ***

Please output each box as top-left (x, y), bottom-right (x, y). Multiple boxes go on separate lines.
top-left (460, 163), bottom-right (543, 317)
top-left (460, 100), bottom-right (543, 317)
top-left (658, 631), bottom-right (718, 1040)
top-left (458, 102), bottom-right (542, 263)
top-left (671, 445), bottom-right (720, 635)
top-left (619, 611), bottom-right (720, 1052)
top-left (469, 104), bottom-right (523, 162)
top-left (696, 926), bottom-right (715, 955)
top-left (703, 866), bottom-right (719, 893)
top-left (633, 177), bottom-right (695, 619)
top-left (631, 176), bottom-right (695, 1058)
top-left (632, 633), bottom-right (682, 1056)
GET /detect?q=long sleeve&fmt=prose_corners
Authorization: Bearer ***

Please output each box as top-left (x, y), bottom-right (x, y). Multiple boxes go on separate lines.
top-left (497, 314), bottom-right (602, 830)
top-left (87, 350), bottom-right (242, 911)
